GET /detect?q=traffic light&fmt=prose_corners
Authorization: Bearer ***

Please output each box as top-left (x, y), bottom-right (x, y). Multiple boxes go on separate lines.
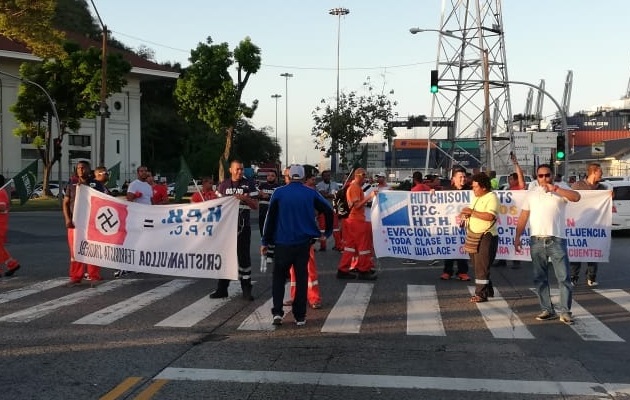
top-left (430, 70), bottom-right (439, 93)
top-left (53, 138), bottom-right (62, 161)
top-left (556, 135), bottom-right (566, 161)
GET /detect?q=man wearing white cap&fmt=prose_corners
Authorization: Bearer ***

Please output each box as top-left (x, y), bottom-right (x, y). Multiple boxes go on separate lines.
top-left (261, 164), bottom-right (333, 327)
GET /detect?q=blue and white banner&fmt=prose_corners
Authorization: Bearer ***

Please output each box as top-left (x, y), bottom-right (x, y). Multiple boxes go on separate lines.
top-left (372, 190), bottom-right (611, 262)
top-left (72, 186), bottom-right (239, 279)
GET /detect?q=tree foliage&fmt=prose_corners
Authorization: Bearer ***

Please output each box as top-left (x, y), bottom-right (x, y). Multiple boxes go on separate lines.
top-left (10, 41), bottom-right (131, 195)
top-left (311, 78), bottom-right (398, 170)
top-left (175, 36), bottom-right (261, 181)
top-left (0, 0), bottom-right (65, 58)
top-left (232, 120), bottom-right (281, 166)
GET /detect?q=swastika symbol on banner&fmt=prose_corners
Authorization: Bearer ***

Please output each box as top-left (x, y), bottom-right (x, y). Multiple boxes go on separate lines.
top-left (96, 207), bottom-right (120, 235)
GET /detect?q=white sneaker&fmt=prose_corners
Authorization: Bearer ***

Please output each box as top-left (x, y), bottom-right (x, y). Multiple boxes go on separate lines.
top-left (272, 315), bottom-right (283, 326)
top-left (295, 319), bottom-right (306, 327)
top-left (587, 279), bottom-right (599, 287)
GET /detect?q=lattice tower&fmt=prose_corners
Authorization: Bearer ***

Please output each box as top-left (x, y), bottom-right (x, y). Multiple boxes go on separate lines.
top-left (426, 0), bottom-right (514, 174)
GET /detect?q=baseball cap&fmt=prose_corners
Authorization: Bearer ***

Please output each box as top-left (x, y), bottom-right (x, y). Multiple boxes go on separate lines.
top-left (289, 164), bottom-right (305, 180)
top-left (375, 172), bottom-right (386, 178)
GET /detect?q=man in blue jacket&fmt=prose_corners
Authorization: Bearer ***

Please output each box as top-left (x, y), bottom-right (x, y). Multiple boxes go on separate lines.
top-left (261, 164), bottom-right (333, 327)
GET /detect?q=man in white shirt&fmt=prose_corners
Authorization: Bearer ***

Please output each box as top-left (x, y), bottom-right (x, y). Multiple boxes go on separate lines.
top-left (514, 164), bottom-right (581, 325)
top-left (315, 170), bottom-right (342, 251)
top-left (126, 165), bottom-right (152, 205)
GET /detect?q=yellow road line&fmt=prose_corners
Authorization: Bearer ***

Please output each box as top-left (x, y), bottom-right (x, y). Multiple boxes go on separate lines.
top-left (134, 379), bottom-right (169, 400)
top-left (100, 376), bottom-right (143, 400)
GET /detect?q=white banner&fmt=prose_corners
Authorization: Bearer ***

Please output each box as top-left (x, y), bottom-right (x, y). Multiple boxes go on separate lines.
top-left (73, 186), bottom-right (239, 279)
top-left (372, 190), bottom-right (612, 263)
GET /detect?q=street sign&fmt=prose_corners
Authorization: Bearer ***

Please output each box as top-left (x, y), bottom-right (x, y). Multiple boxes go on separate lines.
top-left (591, 142), bottom-right (605, 157)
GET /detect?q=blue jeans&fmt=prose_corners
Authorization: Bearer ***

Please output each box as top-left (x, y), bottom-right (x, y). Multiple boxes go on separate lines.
top-left (530, 236), bottom-right (573, 314)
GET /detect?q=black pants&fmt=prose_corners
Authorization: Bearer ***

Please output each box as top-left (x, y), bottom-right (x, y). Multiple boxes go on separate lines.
top-left (443, 259), bottom-right (469, 275)
top-left (470, 233), bottom-right (499, 299)
top-left (216, 225), bottom-right (252, 292)
top-left (272, 243), bottom-right (310, 321)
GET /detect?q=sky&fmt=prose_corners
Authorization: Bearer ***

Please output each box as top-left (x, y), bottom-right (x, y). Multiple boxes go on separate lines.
top-left (94, 0), bottom-right (630, 169)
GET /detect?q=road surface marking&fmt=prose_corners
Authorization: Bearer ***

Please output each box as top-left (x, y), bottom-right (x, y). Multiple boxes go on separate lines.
top-left (0, 278), bottom-right (68, 304)
top-left (593, 288), bottom-right (630, 313)
top-left (155, 287), bottom-right (242, 328)
top-left (468, 286), bottom-right (534, 339)
top-left (530, 288), bottom-right (624, 342)
top-left (322, 283), bottom-right (373, 334)
top-left (406, 285), bottom-right (445, 336)
top-left (133, 379), bottom-right (169, 400)
top-left (155, 367), bottom-right (630, 397)
top-left (238, 283), bottom-right (291, 331)
top-left (0, 279), bottom-right (135, 323)
top-left (73, 279), bottom-right (194, 325)
top-left (99, 376), bottom-right (143, 400)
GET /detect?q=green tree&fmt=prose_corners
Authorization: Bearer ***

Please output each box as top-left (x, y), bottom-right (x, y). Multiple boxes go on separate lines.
top-left (53, 0), bottom-right (100, 38)
top-left (232, 120), bottom-right (281, 166)
top-left (311, 78), bottom-right (398, 171)
top-left (174, 36), bottom-right (261, 181)
top-left (0, 0), bottom-right (64, 58)
top-left (10, 41), bottom-right (131, 195)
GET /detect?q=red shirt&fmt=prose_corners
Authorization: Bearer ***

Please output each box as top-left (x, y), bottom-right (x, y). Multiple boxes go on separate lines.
top-left (152, 184), bottom-right (169, 204)
top-left (411, 183), bottom-right (432, 192)
top-left (191, 190), bottom-right (218, 203)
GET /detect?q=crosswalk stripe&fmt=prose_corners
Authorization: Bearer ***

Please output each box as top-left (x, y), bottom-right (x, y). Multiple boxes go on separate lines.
top-left (239, 297), bottom-right (275, 331)
top-left (155, 287), bottom-right (242, 328)
top-left (322, 283), bottom-right (373, 334)
top-left (533, 288), bottom-right (625, 342)
top-left (407, 285), bottom-right (445, 336)
top-left (0, 279), bottom-right (136, 323)
top-left (468, 287), bottom-right (534, 339)
top-left (593, 288), bottom-right (630, 313)
top-left (73, 279), bottom-right (194, 325)
top-left (0, 278), bottom-right (68, 305)
top-left (238, 283), bottom-right (291, 331)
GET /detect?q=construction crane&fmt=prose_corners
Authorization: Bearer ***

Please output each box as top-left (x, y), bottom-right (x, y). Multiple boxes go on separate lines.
top-left (561, 70), bottom-right (573, 116)
top-left (535, 79), bottom-right (545, 121)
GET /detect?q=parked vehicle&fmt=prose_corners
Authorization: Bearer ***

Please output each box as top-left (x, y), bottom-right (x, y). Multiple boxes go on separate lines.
top-left (167, 180), bottom-right (200, 197)
top-left (31, 183), bottom-right (63, 198)
top-left (602, 181), bottom-right (630, 231)
top-left (601, 176), bottom-right (630, 182)
top-left (498, 174), bottom-right (532, 190)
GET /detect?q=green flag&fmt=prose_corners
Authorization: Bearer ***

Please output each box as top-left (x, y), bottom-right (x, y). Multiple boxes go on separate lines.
top-left (12, 160), bottom-right (38, 205)
top-left (174, 156), bottom-right (192, 201)
top-left (107, 162), bottom-right (121, 189)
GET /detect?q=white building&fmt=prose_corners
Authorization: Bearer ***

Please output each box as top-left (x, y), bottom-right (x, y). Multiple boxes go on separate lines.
top-left (0, 34), bottom-right (179, 184)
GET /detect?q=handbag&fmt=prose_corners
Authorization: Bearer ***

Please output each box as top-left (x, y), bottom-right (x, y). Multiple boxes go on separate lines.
top-left (463, 200), bottom-right (496, 254)
top-left (464, 228), bottom-right (485, 254)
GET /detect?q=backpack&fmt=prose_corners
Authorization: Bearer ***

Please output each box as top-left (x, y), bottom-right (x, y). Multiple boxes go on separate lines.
top-left (333, 185), bottom-right (351, 219)
top-left (333, 184), bottom-right (370, 218)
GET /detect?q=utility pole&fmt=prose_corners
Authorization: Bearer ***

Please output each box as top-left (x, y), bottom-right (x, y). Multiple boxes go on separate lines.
top-left (329, 7), bottom-right (349, 175)
top-left (90, 0), bottom-right (108, 167)
top-left (280, 73), bottom-right (293, 168)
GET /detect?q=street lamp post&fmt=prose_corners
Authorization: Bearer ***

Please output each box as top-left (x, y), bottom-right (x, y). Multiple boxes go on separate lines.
top-left (271, 94), bottom-right (281, 165)
top-left (0, 70), bottom-right (64, 203)
top-left (280, 73), bottom-right (293, 168)
top-left (89, 0), bottom-right (108, 167)
top-left (270, 94), bottom-right (281, 145)
top-left (410, 28), bottom-right (492, 171)
top-left (329, 7), bottom-right (349, 175)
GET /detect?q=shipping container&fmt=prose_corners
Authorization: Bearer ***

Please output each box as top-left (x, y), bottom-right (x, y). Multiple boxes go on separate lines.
top-left (439, 140), bottom-right (480, 150)
top-left (562, 115), bottom-right (630, 131)
top-left (393, 138), bottom-right (431, 149)
top-left (570, 130), bottom-right (630, 147)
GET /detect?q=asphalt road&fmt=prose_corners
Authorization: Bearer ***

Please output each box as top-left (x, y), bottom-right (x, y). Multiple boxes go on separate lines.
top-left (2, 211), bottom-right (630, 399)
